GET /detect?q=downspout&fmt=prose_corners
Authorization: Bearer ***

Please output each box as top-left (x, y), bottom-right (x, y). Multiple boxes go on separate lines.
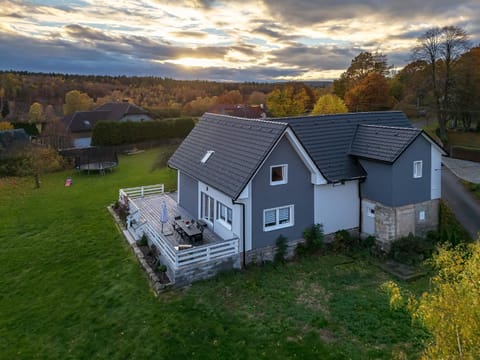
top-left (358, 178), bottom-right (365, 236)
top-left (232, 199), bottom-right (246, 269)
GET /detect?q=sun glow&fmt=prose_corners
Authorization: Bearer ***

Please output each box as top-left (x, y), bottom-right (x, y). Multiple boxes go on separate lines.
top-left (162, 57), bottom-right (228, 68)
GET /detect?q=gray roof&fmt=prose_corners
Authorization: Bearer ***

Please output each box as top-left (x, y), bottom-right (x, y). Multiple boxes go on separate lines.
top-left (350, 124), bottom-right (421, 163)
top-left (273, 111), bottom-right (412, 182)
top-left (168, 113), bottom-right (287, 199)
top-left (0, 128), bottom-right (29, 152)
top-left (63, 102), bottom-right (150, 133)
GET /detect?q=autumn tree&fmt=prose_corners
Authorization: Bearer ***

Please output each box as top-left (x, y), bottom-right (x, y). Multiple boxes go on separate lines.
top-left (312, 94), bottom-right (348, 114)
top-left (384, 242), bottom-right (480, 359)
top-left (334, 51), bottom-right (390, 99)
top-left (344, 73), bottom-right (393, 112)
top-left (28, 102), bottom-right (44, 123)
top-left (247, 91), bottom-right (266, 105)
top-left (217, 90), bottom-right (243, 104)
top-left (183, 96), bottom-right (218, 116)
top-left (63, 90), bottom-right (94, 115)
top-left (0, 121), bottom-right (13, 130)
top-left (266, 84), bottom-right (312, 117)
top-left (413, 26), bottom-right (470, 139)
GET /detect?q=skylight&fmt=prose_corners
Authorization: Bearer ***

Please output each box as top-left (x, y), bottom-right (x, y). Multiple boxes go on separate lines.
top-left (201, 150), bottom-right (214, 164)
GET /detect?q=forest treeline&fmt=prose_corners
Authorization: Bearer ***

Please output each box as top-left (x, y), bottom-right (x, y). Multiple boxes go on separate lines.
top-left (1, 26), bottom-right (479, 141)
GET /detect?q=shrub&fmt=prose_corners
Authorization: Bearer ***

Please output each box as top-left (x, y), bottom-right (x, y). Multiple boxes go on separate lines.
top-left (91, 117), bottom-right (195, 146)
top-left (438, 202), bottom-right (473, 245)
top-left (156, 264), bottom-right (167, 273)
top-left (296, 224), bottom-right (324, 257)
top-left (274, 235), bottom-right (288, 263)
top-left (389, 233), bottom-right (436, 265)
top-left (332, 230), bottom-right (358, 252)
top-left (137, 234), bottom-right (148, 247)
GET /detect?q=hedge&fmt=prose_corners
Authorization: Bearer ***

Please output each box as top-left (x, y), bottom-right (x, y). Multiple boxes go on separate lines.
top-left (450, 146), bottom-right (480, 162)
top-left (91, 118), bottom-right (195, 146)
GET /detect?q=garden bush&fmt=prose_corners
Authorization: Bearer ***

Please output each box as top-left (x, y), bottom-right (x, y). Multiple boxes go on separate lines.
top-left (274, 235), bottom-right (288, 263)
top-left (389, 233), bottom-right (436, 265)
top-left (91, 117), bottom-right (195, 146)
top-left (296, 224), bottom-right (324, 257)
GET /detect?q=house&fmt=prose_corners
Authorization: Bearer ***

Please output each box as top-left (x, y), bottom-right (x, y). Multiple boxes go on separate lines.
top-left (168, 111), bottom-right (446, 264)
top-left (209, 104), bottom-right (267, 118)
top-left (63, 102), bottom-right (152, 148)
top-left (0, 128), bottom-right (29, 154)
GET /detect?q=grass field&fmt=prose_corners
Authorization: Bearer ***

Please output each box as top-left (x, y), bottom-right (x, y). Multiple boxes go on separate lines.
top-left (0, 147), bottom-right (429, 359)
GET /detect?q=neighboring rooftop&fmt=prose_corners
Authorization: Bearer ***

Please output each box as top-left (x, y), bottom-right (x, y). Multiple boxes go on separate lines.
top-left (63, 102), bottom-right (151, 133)
top-left (168, 113), bottom-right (287, 199)
top-left (209, 104), bottom-right (267, 119)
top-left (350, 124), bottom-right (422, 163)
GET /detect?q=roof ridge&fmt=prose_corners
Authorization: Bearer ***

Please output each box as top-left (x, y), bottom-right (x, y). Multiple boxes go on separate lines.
top-left (359, 124), bottom-right (419, 131)
top-left (203, 112), bottom-right (288, 126)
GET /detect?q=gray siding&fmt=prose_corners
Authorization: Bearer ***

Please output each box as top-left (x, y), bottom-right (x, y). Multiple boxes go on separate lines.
top-left (178, 171), bottom-right (198, 217)
top-left (360, 136), bottom-right (431, 207)
top-left (251, 136), bottom-right (314, 249)
top-left (392, 136), bottom-right (431, 206)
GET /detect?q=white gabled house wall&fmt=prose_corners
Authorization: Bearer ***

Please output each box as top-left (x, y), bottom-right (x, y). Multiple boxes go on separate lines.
top-left (314, 180), bottom-right (360, 234)
top-left (197, 181), bottom-right (243, 248)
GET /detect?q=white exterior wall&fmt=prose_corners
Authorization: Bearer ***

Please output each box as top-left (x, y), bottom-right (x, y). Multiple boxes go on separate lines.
top-left (361, 199), bottom-right (376, 235)
top-left (198, 181), bottom-right (243, 243)
top-left (431, 145), bottom-right (442, 199)
top-left (314, 180), bottom-right (359, 234)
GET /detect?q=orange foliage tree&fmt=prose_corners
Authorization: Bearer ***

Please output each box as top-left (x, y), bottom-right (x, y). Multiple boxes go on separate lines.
top-left (344, 73), bottom-right (394, 112)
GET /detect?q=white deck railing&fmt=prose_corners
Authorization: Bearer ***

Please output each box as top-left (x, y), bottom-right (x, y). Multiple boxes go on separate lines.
top-left (119, 184), bottom-right (164, 199)
top-left (144, 222), bottom-right (239, 270)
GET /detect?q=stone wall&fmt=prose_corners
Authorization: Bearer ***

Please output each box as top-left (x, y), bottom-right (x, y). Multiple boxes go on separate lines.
top-left (373, 199), bottom-right (439, 250)
top-left (244, 238), bottom-right (305, 264)
top-left (172, 255), bottom-right (241, 287)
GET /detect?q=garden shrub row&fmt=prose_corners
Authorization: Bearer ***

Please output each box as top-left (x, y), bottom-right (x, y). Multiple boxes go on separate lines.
top-left (91, 117), bottom-right (195, 146)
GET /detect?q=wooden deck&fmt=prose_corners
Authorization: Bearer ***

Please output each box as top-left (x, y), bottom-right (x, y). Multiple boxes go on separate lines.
top-left (131, 192), bottom-right (224, 247)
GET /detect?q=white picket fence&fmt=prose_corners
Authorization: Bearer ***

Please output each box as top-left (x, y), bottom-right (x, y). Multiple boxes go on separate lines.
top-left (120, 184), bottom-right (164, 199)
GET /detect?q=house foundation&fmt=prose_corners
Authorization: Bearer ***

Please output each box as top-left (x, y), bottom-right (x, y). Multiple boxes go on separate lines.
top-left (374, 199), bottom-right (440, 250)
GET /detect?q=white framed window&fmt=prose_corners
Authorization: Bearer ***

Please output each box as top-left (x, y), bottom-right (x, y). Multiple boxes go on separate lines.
top-left (263, 205), bottom-right (294, 231)
top-left (413, 160), bottom-right (423, 178)
top-left (201, 192), bottom-right (215, 223)
top-left (201, 150), bottom-right (214, 164)
top-left (270, 164), bottom-right (288, 185)
top-left (217, 201), bottom-right (233, 229)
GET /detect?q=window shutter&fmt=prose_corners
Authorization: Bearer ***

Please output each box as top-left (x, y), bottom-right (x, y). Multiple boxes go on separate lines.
top-left (278, 207), bottom-right (290, 223)
top-left (264, 210), bottom-right (276, 225)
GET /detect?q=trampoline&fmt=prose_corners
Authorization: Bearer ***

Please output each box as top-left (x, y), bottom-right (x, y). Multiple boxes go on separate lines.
top-left (78, 161), bottom-right (118, 174)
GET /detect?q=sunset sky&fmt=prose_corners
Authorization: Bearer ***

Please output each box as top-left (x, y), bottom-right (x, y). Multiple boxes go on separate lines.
top-left (1, 0), bottom-right (479, 81)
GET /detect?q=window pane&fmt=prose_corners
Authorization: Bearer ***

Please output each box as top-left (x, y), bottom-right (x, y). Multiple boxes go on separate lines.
top-left (209, 197), bottom-right (214, 220)
top-left (264, 210), bottom-right (276, 227)
top-left (279, 207), bottom-right (290, 223)
top-left (271, 166), bottom-right (283, 182)
top-left (227, 208), bottom-right (232, 224)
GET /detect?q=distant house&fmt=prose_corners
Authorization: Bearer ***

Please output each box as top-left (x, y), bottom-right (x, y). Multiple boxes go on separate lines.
top-left (168, 111), bottom-right (446, 259)
top-left (63, 102), bottom-right (152, 148)
top-left (0, 128), bottom-right (29, 154)
top-left (209, 104), bottom-right (267, 119)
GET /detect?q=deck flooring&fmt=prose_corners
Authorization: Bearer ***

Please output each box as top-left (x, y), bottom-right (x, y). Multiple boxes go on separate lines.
top-left (131, 193), bottom-right (223, 248)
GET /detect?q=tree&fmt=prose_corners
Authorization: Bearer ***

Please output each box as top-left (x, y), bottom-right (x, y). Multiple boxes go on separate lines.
top-left (334, 51), bottom-right (390, 99)
top-left (217, 90), bottom-right (243, 104)
top-left (344, 73), bottom-right (393, 112)
top-left (384, 242), bottom-right (480, 359)
top-left (311, 94), bottom-right (348, 114)
top-left (247, 91), bottom-right (266, 105)
top-left (28, 102), bottom-right (44, 123)
top-left (413, 26), bottom-right (470, 139)
top-left (182, 96), bottom-right (217, 116)
top-left (0, 121), bottom-right (13, 131)
top-left (63, 90), bottom-right (94, 115)
top-left (44, 104), bottom-right (58, 123)
top-left (266, 84), bottom-right (311, 117)
top-left (13, 146), bottom-right (64, 188)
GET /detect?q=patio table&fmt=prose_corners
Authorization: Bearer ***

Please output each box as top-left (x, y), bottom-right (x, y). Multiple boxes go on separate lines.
top-left (174, 219), bottom-right (202, 243)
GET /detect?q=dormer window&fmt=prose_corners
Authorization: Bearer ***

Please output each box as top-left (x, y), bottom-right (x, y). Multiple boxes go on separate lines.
top-left (201, 150), bottom-right (214, 164)
top-left (270, 164), bottom-right (288, 185)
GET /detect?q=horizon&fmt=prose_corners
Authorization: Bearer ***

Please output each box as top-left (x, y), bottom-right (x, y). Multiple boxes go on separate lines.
top-left (1, 1), bottom-right (479, 82)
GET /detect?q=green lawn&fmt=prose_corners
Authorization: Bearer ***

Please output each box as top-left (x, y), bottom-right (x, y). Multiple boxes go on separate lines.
top-left (0, 147), bottom-right (428, 359)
